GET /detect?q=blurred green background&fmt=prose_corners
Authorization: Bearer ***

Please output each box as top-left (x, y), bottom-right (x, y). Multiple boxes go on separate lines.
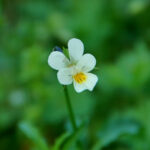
top-left (0, 0), bottom-right (150, 149)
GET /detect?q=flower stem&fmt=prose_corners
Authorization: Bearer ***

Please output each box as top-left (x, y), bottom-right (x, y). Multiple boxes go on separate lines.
top-left (63, 86), bottom-right (77, 132)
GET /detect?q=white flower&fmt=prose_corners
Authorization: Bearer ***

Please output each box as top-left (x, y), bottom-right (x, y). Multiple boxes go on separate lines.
top-left (48, 38), bottom-right (98, 93)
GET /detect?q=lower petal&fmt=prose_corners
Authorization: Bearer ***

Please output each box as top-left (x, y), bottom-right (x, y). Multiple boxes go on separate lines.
top-left (57, 68), bottom-right (73, 85)
top-left (73, 80), bottom-right (87, 93)
top-left (73, 73), bottom-right (98, 93)
top-left (85, 73), bottom-right (98, 91)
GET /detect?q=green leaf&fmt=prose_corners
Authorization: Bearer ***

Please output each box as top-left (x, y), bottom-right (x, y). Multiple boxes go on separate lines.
top-left (92, 119), bottom-right (140, 150)
top-left (19, 121), bottom-right (49, 150)
top-left (52, 132), bottom-right (71, 150)
top-left (62, 124), bottom-right (85, 150)
top-left (62, 47), bottom-right (69, 59)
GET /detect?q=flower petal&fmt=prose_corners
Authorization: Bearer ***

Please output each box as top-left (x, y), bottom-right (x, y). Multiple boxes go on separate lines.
top-left (76, 54), bottom-right (96, 72)
top-left (57, 68), bottom-right (73, 85)
top-left (73, 80), bottom-right (87, 93)
top-left (73, 73), bottom-right (98, 93)
top-left (68, 38), bottom-right (84, 62)
top-left (84, 73), bottom-right (98, 91)
top-left (48, 51), bottom-right (70, 70)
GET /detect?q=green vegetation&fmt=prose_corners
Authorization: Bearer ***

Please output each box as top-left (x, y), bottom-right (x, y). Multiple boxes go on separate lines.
top-left (0, 0), bottom-right (150, 149)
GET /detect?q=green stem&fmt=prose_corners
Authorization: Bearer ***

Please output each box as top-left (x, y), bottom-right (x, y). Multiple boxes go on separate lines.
top-left (63, 86), bottom-right (77, 132)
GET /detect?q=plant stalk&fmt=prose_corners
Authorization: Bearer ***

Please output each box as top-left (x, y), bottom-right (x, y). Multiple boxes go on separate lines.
top-left (63, 86), bottom-right (77, 132)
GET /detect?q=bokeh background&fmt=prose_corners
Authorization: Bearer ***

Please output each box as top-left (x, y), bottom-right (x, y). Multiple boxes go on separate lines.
top-left (1, 0), bottom-right (150, 149)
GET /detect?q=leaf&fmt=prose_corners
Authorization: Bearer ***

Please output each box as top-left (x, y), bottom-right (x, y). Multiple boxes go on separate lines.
top-left (19, 121), bottom-right (49, 150)
top-left (62, 47), bottom-right (69, 59)
top-left (92, 119), bottom-right (140, 150)
top-left (62, 124), bottom-right (85, 150)
top-left (52, 132), bottom-right (71, 150)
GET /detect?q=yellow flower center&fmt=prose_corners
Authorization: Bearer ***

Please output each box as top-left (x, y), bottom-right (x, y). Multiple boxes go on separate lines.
top-left (73, 72), bottom-right (87, 84)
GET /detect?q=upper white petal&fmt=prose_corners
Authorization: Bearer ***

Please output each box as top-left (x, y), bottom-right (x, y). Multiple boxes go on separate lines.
top-left (57, 68), bottom-right (73, 85)
top-left (48, 51), bottom-right (70, 70)
top-left (76, 54), bottom-right (96, 72)
top-left (68, 38), bottom-right (84, 63)
top-left (73, 73), bottom-right (98, 93)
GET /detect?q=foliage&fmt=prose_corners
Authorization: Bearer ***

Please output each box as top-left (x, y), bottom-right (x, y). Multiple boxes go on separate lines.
top-left (0, 0), bottom-right (150, 149)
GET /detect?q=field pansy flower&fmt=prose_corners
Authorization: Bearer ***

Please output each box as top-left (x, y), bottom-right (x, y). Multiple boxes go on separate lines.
top-left (48, 38), bottom-right (98, 93)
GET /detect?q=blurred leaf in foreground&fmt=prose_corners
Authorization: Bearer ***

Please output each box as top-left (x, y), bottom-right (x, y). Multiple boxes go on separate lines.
top-left (92, 119), bottom-right (140, 150)
top-left (52, 132), bottom-right (71, 150)
top-left (52, 124), bottom-right (85, 150)
top-left (19, 121), bottom-right (49, 150)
